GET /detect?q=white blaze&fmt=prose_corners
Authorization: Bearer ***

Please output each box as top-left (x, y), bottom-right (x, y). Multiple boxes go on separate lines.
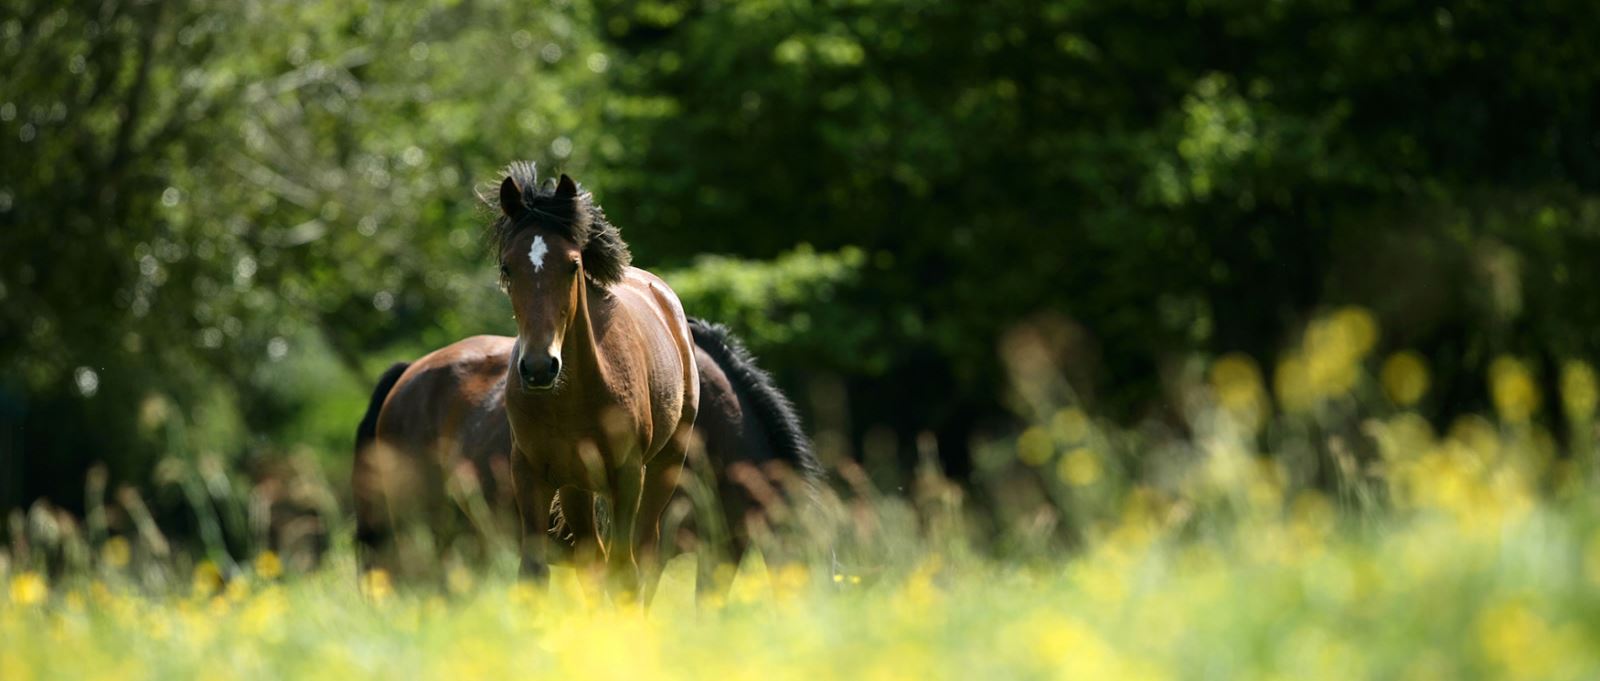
top-left (528, 235), bottom-right (548, 272)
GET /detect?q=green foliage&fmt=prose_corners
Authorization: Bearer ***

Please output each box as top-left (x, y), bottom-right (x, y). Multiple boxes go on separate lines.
top-left (593, 0), bottom-right (1600, 428)
top-left (664, 245), bottom-right (884, 373)
top-left (1, 0), bottom-right (610, 511)
top-left (4, 0), bottom-right (1600, 518)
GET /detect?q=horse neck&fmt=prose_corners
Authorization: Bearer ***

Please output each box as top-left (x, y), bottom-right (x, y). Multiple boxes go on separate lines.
top-left (563, 276), bottom-right (611, 390)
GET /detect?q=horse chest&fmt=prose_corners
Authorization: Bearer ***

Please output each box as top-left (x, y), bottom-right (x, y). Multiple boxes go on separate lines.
top-left (508, 402), bottom-right (646, 486)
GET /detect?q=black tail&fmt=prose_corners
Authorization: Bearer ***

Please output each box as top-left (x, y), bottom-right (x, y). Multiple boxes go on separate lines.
top-left (354, 361), bottom-right (409, 560)
top-left (688, 318), bottom-right (822, 481)
top-left (355, 361), bottom-right (410, 459)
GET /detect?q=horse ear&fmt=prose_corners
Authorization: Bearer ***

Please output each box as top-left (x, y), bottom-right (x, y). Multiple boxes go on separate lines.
top-left (499, 176), bottom-right (524, 218)
top-left (555, 174), bottom-right (579, 199)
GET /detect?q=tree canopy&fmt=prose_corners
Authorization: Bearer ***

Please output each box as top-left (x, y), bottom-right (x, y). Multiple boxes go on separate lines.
top-left (4, 0), bottom-right (1599, 515)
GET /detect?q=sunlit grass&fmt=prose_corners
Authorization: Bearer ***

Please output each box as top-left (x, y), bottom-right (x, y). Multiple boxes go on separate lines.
top-left (7, 492), bottom-right (1600, 679)
top-left (6, 306), bottom-right (1600, 679)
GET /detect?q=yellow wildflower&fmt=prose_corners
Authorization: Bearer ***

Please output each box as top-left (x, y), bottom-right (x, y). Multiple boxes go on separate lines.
top-left (1211, 353), bottom-right (1264, 408)
top-left (728, 551), bottom-right (772, 604)
top-left (1562, 360), bottom-right (1597, 421)
top-left (773, 563), bottom-right (810, 602)
top-left (252, 546), bottom-right (284, 578)
top-left (1211, 353), bottom-right (1267, 428)
top-left (1274, 354), bottom-right (1315, 414)
top-left (1489, 356), bottom-right (1540, 423)
top-left (1058, 447), bottom-right (1102, 487)
top-left (1051, 407), bottom-right (1090, 443)
top-left (192, 560), bottom-right (222, 597)
top-left (508, 580), bottom-right (540, 608)
top-left (361, 568), bottom-right (393, 603)
top-left (1016, 426), bottom-right (1053, 466)
top-left (253, 551), bottom-right (283, 580)
top-left (1331, 306), bottom-right (1379, 357)
top-left (1381, 351), bottom-right (1430, 407)
top-left (1476, 599), bottom-right (1557, 681)
top-left (225, 577), bottom-right (251, 602)
top-left (9, 571), bottom-right (47, 605)
top-left (101, 536), bottom-right (131, 569)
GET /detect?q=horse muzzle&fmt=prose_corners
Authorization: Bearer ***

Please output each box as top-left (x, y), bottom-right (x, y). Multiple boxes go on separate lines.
top-left (517, 352), bottom-right (561, 392)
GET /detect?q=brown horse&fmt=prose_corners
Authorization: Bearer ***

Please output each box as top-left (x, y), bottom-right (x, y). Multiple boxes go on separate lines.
top-left (363, 163), bottom-right (700, 591)
top-left (496, 165), bottom-right (699, 589)
top-left (353, 320), bottom-right (820, 583)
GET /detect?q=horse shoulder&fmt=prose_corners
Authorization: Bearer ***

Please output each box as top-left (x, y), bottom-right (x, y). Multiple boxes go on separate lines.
top-left (614, 268), bottom-right (700, 435)
top-left (617, 269), bottom-right (696, 370)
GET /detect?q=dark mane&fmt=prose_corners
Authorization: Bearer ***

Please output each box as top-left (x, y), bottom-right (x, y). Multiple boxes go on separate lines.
top-left (483, 161), bottom-right (632, 285)
top-left (688, 318), bottom-right (822, 483)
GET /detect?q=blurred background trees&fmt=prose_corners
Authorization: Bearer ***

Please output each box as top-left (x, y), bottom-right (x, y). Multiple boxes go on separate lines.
top-left (3, 0), bottom-right (1598, 529)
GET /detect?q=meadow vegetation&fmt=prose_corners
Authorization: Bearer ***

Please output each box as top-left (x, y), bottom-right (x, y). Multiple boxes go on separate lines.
top-left (6, 308), bottom-right (1600, 679)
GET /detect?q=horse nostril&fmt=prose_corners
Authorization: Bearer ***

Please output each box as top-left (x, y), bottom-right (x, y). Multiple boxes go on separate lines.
top-left (518, 354), bottom-right (559, 388)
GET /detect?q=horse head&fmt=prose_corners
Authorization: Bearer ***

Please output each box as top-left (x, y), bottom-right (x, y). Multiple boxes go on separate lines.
top-left (496, 170), bottom-right (585, 391)
top-left (490, 162), bottom-right (632, 392)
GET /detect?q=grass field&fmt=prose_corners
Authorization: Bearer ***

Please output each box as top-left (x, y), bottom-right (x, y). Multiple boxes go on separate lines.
top-left (6, 478), bottom-right (1599, 679)
top-left (5, 309), bottom-right (1600, 680)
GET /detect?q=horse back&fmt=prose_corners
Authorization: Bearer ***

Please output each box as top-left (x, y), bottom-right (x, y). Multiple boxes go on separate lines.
top-left (360, 335), bottom-right (516, 512)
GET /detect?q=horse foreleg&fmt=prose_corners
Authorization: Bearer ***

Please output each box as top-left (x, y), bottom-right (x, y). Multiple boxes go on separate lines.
top-left (607, 463), bottom-right (645, 597)
top-left (512, 451), bottom-right (556, 583)
top-left (559, 487), bottom-right (603, 568)
top-left (637, 451), bottom-right (687, 582)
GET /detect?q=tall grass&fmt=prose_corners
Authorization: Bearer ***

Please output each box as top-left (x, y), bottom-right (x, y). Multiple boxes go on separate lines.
top-left (5, 306), bottom-right (1600, 679)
